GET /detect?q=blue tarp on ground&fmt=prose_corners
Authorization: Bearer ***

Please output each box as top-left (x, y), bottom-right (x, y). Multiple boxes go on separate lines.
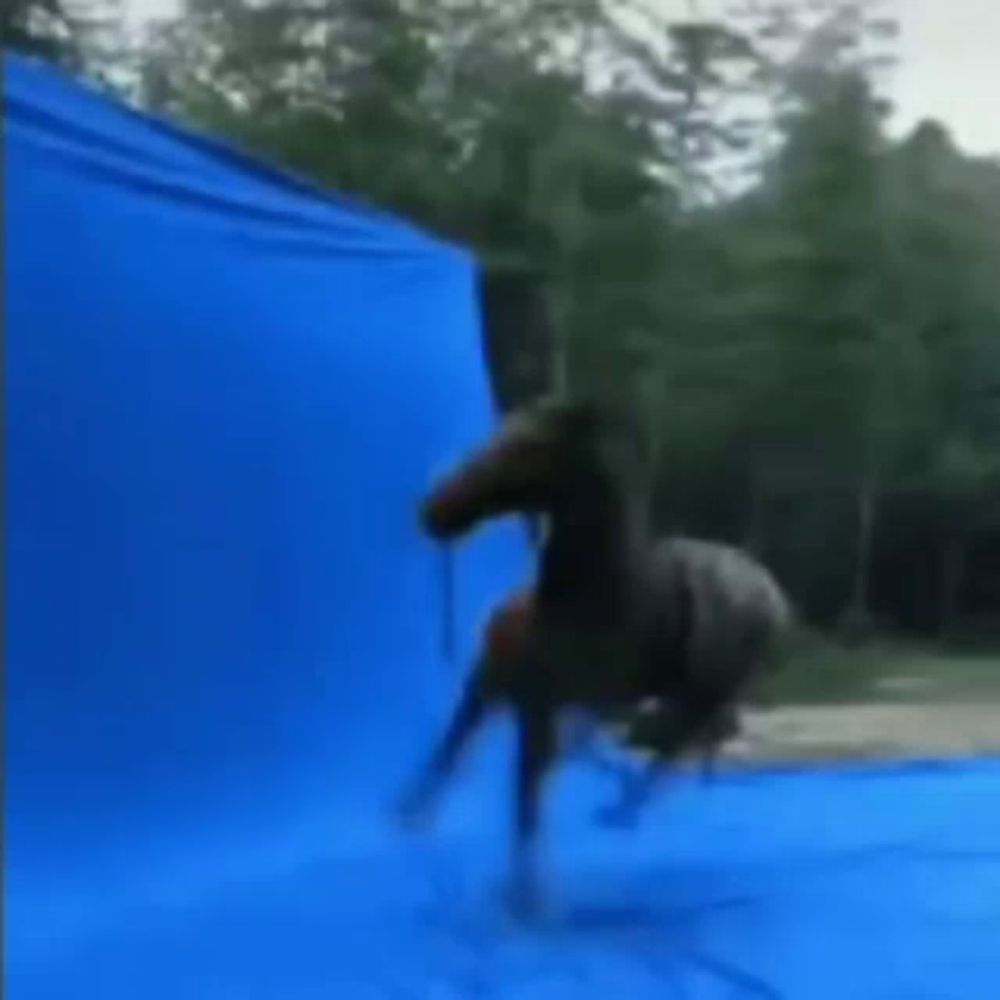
top-left (5, 56), bottom-right (1000, 999)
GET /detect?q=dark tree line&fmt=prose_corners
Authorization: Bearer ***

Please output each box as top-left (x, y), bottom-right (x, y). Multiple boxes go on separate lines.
top-left (9, 0), bottom-right (1000, 639)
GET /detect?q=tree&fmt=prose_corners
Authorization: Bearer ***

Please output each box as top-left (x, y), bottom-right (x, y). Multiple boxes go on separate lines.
top-left (123, 0), bottom-right (999, 636)
top-left (139, 0), bottom-right (685, 405)
top-left (883, 121), bottom-right (1000, 633)
top-left (4, 0), bottom-right (84, 67)
top-left (4, 0), bottom-right (134, 94)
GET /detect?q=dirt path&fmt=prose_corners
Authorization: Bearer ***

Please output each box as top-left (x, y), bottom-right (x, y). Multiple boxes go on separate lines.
top-left (725, 702), bottom-right (1000, 762)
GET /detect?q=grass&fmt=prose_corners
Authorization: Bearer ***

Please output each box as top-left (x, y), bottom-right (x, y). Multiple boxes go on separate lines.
top-left (756, 632), bottom-right (1000, 708)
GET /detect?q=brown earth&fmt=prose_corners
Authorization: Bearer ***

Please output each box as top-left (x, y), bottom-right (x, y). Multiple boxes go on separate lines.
top-left (725, 701), bottom-right (1000, 762)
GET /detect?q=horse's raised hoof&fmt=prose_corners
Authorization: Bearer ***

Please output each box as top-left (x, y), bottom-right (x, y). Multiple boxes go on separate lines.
top-left (593, 801), bottom-right (640, 830)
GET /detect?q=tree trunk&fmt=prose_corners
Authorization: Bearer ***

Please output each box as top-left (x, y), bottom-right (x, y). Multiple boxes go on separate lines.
top-left (551, 325), bottom-right (570, 398)
top-left (742, 465), bottom-right (766, 557)
top-left (846, 476), bottom-right (877, 632)
top-left (542, 278), bottom-right (571, 397)
top-left (939, 530), bottom-right (966, 638)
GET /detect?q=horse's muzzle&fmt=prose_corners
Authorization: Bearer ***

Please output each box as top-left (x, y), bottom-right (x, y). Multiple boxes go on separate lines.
top-left (419, 495), bottom-right (466, 540)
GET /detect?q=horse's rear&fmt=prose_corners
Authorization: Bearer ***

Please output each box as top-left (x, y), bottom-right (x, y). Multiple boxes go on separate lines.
top-left (648, 535), bottom-right (792, 709)
top-left (588, 537), bottom-right (793, 828)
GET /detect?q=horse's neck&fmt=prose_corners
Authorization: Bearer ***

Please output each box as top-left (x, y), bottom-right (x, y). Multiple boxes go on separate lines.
top-left (537, 477), bottom-right (646, 624)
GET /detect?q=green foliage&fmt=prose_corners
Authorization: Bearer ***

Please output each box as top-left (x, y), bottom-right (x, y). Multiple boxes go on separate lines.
top-left (4, 0), bottom-right (135, 93)
top-left (3, 0), bottom-right (84, 67)
top-left (71, 0), bottom-right (1000, 634)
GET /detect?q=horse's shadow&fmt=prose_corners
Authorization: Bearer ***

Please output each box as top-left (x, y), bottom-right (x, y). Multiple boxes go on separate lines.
top-left (554, 901), bottom-right (664, 932)
top-left (514, 882), bottom-right (781, 999)
top-left (553, 888), bottom-right (762, 936)
top-left (446, 855), bottom-right (765, 939)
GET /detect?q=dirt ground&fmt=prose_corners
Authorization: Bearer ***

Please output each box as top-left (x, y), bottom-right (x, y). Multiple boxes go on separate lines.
top-left (726, 701), bottom-right (1000, 762)
top-left (586, 641), bottom-right (1000, 770)
top-left (723, 641), bottom-right (1000, 763)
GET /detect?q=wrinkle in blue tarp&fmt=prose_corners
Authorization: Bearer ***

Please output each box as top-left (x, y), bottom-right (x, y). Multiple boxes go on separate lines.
top-left (4, 55), bottom-right (999, 1000)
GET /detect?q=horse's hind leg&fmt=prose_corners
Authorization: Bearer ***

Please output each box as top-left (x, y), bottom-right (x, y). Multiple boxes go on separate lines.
top-left (698, 703), bottom-right (740, 783)
top-left (508, 697), bottom-right (556, 917)
top-left (594, 700), bottom-right (725, 829)
top-left (594, 753), bottom-right (676, 830)
top-left (396, 669), bottom-right (493, 830)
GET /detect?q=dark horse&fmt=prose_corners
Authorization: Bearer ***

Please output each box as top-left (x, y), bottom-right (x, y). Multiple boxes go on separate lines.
top-left (397, 397), bottom-right (792, 912)
top-left (472, 586), bottom-right (744, 781)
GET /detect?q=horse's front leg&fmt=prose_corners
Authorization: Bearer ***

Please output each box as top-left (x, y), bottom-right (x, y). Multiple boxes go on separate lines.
top-left (508, 697), bottom-right (557, 918)
top-left (395, 670), bottom-right (493, 830)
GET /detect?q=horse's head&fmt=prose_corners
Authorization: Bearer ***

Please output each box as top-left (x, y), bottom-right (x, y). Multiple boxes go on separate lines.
top-left (420, 397), bottom-right (607, 540)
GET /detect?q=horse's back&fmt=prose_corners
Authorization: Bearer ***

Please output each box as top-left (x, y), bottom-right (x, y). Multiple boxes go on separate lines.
top-left (653, 536), bottom-right (791, 632)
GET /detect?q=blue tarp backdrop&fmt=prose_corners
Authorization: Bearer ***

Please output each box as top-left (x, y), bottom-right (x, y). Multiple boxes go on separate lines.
top-left (5, 56), bottom-right (1000, 999)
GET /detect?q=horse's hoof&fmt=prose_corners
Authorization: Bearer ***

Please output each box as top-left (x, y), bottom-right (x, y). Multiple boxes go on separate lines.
top-left (593, 802), bottom-right (640, 830)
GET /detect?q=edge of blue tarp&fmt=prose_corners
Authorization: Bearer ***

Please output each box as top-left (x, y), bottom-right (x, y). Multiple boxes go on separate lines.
top-left (5, 42), bottom-right (528, 892)
top-left (705, 752), bottom-right (1000, 782)
top-left (4, 53), bottom-right (473, 265)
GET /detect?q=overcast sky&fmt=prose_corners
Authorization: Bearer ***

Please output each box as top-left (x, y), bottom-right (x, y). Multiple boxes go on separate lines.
top-left (890, 0), bottom-right (998, 154)
top-left (122, 0), bottom-right (999, 157)
top-left (654, 0), bottom-right (998, 155)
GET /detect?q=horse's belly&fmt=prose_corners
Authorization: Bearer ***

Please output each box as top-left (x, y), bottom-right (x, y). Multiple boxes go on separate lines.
top-left (538, 628), bottom-right (639, 710)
